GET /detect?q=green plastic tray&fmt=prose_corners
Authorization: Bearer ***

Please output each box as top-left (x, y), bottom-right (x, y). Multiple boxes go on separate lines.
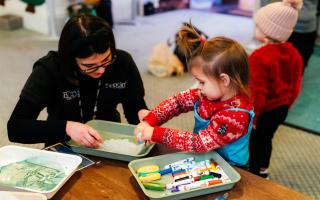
top-left (68, 120), bottom-right (155, 162)
top-left (128, 151), bottom-right (240, 200)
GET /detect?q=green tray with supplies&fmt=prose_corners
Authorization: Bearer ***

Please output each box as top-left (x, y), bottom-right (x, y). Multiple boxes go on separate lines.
top-left (68, 120), bottom-right (155, 162)
top-left (128, 151), bottom-right (240, 200)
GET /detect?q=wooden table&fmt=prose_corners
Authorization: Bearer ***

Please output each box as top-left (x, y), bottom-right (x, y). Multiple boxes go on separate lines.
top-left (52, 145), bottom-right (312, 200)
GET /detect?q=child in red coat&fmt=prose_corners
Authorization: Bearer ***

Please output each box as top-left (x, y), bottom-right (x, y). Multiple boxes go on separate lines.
top-left (248, 0), bottom-right (303, 178)
top-left (135, 23), bottom-right (254, 167)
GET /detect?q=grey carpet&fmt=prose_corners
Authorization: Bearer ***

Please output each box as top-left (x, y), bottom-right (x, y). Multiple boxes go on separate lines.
top-left (0, 9), bottom-right (319, 199)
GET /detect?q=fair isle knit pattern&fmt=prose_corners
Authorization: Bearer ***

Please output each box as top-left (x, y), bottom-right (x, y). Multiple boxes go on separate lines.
top-left (144, 89), bottom-right (253, 153)
top-left (150, 89), bottom-right (199, 125)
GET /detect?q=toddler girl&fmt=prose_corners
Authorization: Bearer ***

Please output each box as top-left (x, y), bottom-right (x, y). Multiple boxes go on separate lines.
top-left (136, 23), bottom-right (254, 166)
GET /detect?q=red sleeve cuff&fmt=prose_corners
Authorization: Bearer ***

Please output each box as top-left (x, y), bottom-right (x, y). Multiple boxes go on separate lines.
top-left (143, 112), bottom-right (159, 126)
top-left (151, 127), bottom-right (166, 143)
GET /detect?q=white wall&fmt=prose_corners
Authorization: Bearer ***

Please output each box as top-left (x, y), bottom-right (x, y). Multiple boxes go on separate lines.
top-left (0, 0), bottom-right (50, 34)
top-left (0, 0), bottom-right (137, 35)
top-left (46, 0), bottom-right (69, 38)
top-left (0, 0), bottom-right (69, 36)
top-left (113, 0), bottom-right (136, 22)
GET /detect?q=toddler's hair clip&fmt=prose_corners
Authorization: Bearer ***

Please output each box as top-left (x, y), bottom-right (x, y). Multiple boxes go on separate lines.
top-left (199, 36), bottom-right (206, 43)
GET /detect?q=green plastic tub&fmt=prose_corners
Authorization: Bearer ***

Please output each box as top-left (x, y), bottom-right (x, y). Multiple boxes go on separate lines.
top-left (68, 120), bottom-right (155, 162)
top-left (128, 151), bottom-right (241, 200)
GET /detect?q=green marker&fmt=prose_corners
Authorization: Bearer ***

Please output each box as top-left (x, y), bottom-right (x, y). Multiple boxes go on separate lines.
top-left (143, 182), bottom-right (165, 191)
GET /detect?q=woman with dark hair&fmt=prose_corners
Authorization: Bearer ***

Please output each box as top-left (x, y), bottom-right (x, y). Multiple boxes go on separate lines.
top-left (7, 14), bottom-right (147, 147)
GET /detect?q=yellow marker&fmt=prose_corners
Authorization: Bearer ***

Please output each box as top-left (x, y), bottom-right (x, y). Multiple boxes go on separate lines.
top-left (137, 165), bottom-right (159, 175)
top-left (137, 165), bottom-right (161, 183)
top-left (138, 173), bottom-right (161, 183)
top-left (199, 164), bottom-right (218, 173)
top-left (210, 163), bottom-right (217, 172)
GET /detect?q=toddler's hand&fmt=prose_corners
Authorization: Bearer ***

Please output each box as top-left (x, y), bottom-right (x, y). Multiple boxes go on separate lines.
top-left (142, 127), bottom-right (154, 141)
top-left (134, 122), bottom-right (154, 143)
top-left (66, 121), bottom-right (103, 148)
top-left (135, 121), bottom-right (149, 143)
top-left (135, 121), bottom-right (150, 134)
top-left (138, 109), bottom-right (150, 121)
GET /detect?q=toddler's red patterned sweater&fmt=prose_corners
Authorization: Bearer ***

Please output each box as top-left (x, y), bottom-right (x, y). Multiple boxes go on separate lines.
top-left (143, 89), bottom-right (253, 152)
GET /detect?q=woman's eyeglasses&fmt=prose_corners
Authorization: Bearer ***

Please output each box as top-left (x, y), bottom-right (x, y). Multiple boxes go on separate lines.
top-left (79, 55), bottom-right (117, 74)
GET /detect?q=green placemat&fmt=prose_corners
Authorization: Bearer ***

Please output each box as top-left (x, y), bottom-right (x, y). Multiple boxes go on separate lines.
top-left (285, 47), bottom-right (320, 134)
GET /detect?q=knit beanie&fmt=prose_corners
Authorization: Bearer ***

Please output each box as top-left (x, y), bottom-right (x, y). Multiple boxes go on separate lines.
top-left (254, 0), bottom-right (303, 42)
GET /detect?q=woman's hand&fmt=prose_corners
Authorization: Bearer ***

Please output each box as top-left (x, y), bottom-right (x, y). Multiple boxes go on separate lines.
top-left (66, 121), bottom-right (103, 148)
top-left (138, 109), bottom-right (150, 121)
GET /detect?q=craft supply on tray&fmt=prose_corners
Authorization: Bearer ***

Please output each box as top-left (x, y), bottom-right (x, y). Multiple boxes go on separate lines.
top-left (137, 165), bottom-right (162, 182)
top-left (128, 151), bottom-right (241, 200)
top-left (136, 157), bottom-right (231, 193)
top-left (142, 182), bottom-right (165, 191)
